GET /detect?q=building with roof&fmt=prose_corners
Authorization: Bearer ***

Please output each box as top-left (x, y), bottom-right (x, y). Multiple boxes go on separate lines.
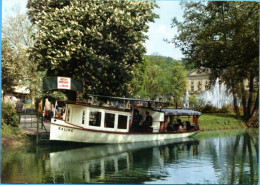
top-left (186, 68), bottom-right (211, 94)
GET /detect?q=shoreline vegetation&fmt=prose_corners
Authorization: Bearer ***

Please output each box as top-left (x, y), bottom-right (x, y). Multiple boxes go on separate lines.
top-left (1, 124), bottom-right (30, 147)
top-left (199, 113), bottom-right (247, 131)
top-left (2, 113), bottom-right (249, 148)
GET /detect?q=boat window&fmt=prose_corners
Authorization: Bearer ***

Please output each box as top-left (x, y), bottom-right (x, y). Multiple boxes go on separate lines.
top-left (82, 110), bottom-right (85, 124)
top-left (104, 113), bottom-right (115, 128)
top-left (89, 111), bottom-right (102, 127)
top-left (118, 115), bottom-right (127, 129)
top-left (66, 108), bottom-right (70, 122)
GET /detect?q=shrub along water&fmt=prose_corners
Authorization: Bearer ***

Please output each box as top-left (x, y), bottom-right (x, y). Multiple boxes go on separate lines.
top-left (2, 101), bottom-right (18, 127)
top-left (194, 104), bottom-right (233, 113)
top-left (1, 101), bottom-right (28, 147)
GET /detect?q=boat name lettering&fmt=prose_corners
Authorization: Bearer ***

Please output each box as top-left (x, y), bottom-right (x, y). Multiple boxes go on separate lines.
top-left (58, 127), bottom-right (73, 132)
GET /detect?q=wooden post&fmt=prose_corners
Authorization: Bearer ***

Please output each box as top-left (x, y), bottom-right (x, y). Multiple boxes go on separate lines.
top-left (41, 97), bottom-right (44, 129)
top-left (36, 109), bottom-right (39, 143)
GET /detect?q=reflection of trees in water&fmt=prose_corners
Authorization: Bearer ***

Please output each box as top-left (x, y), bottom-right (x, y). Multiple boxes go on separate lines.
top-left (195, 129), bottom-right (258, 184)
top-left (212, 131), bottom-right (258, 184)
top-left (230, 132), bottom-right (258, 184)
top-left (1, 145), bottom-right (45, 184)
top-left (42, 140), bottom-right (200, 184)
top-left (2, 130), bottom-right (258, 184)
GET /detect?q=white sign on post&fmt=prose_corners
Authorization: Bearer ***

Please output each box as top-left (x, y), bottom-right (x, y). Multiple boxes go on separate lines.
top-left (57, 77), bottom-right (71, 90)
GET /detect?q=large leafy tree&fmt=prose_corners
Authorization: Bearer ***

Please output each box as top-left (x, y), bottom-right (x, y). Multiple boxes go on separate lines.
top-left (27, 0), bottom-right (158, 99)
top-left (2, 7), bottom-right (43, 102)
top-left (1, 39), bottom-right (22, 93)
top-left (130, 55), bottom-right (187, 107)
top-left (171, 2), bottom-right (259, 125)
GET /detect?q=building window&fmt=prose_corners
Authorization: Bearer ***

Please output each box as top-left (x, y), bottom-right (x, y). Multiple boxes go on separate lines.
top-left (89, 111), bottom-right (102, 127)
top-left (205, 81), bottom-right (210, 90)
top-left (198, 81), bottom-right (201, 91)
top-left (118, 115), bottom-right (128, 129)
top-left (105, 113), bottom-right (115, 128)
top-left (191, 86), bottom-right (194, 92)
top-left (82, 111), bottom-right (85, 124)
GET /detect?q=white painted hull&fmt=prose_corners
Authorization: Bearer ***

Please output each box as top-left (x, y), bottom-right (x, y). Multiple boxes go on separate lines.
top-left (50, 120), bottom-right (198, 144)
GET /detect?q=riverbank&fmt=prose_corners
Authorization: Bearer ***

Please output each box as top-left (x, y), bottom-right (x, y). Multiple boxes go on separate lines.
top-left (1, 124), bottom-right (29, 147)
top-left (199, 113), bottom-right (247, 130)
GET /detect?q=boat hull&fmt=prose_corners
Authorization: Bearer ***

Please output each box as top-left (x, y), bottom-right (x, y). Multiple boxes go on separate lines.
top-left (50, 120), bottom-right (198, 144)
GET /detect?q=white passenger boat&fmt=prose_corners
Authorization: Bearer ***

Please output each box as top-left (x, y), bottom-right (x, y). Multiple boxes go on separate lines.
top-left (50, 95), bottom-right (201, 144)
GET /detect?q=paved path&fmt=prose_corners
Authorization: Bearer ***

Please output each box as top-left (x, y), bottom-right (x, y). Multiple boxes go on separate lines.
top-left (20, 121), bottom-right (50, 135)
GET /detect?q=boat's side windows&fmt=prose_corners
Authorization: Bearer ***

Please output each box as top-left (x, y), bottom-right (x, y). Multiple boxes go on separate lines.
top-left (82, 110), bottom-right (85, 124)
top-left (67, 108), bottom-right (70, 122)
top-left (104, 113), bottom-right (115, 128)
top-left (118, 115), bottom-right (128, 129)
top-left (89, 111), bottom-right (102, 127)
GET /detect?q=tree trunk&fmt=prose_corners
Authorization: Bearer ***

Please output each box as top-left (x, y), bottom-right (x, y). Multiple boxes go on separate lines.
top-left (246, 108), bottom-right (259, 127)
top-left (241, 85), bottom-right (248, 120)
top-left (246, 87), bottom-right (259, 127)
top-left (233, 93), bottom-right (240, 118)
top-left (231, 79), bottom-right (240, 118)
top-left (247, 74), bottom-right (254, 119)
top-left (251, 87), bottom-right (259, 115)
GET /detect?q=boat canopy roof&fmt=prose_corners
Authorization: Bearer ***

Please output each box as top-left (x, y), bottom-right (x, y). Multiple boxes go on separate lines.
top-left (87, 94), bottom-right (167, 103)
top-left (154, 108), bottom-right (201, 116)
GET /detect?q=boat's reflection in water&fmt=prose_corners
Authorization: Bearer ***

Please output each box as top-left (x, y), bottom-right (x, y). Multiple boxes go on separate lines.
top-left (48, 137), bottom-right (199, 184)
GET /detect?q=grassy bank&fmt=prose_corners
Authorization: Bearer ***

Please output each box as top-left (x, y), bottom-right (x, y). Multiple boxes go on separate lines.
top-left (199, 113), bottom-right (247, 131)
top-left (1, 124), bottom-right (29, 147)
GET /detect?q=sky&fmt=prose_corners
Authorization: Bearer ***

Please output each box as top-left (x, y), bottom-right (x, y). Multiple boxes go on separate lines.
top-left (145, 1), bottom-right (184, 60)
top-left (2, 0), bottom-right (185, 60)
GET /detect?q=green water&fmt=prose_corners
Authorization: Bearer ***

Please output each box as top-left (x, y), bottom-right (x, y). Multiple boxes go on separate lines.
top-left (1, 129), bottom-right (258, 184)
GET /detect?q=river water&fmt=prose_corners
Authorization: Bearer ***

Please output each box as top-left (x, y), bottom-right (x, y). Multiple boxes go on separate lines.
top-left (1, 129), bottom-right (258, 184)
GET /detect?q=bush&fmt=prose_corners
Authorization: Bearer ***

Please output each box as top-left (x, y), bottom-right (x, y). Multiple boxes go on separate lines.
top-left (1, 101), bottom-right (18, 127)
top-left (218, 105), bottom-right (232, 113)
top-left (199, 104), bottom-right (233, 113)
top-left (201, 105), bottom-right (219, 113)
top-left (1, 123), bottom-right (26, 138)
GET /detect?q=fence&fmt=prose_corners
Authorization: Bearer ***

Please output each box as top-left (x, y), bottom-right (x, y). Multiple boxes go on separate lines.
top-left (18, 109), bottom-right (48, 132)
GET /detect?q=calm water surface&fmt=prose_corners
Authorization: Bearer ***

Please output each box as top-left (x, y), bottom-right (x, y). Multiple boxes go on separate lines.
top-left (1, 129), bottom-right (258, 184)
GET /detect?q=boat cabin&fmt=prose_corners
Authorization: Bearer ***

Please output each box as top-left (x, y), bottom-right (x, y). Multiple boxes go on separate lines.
top-left (54, 99), bottom-right (200, 134)
top-left (59, 102), bottom-right (131, 133)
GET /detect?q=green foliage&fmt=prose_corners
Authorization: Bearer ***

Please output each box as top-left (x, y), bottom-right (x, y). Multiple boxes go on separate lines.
top-left (218, 105), bottom-right (233, 113)
top-left (44, 91), bottom-right (68, 105)
top-left (1, 124), bottom-right (26, 139)
top-left (173, 1), bottom-right (258, 70)
top-left (1, 101), bottom-right (18, 127)
top-left (128, 57), bottom-right (146, 96)
top-left (172, 1), bottom-right (259, 120)
top-left (201, 105), bottom-right (221, 113)
top-left (180, 58), bottom-right (195, 72)
top-left (1, 39), bottom-right (21, 92)
top-left (188, 94), bottom-right (197, 107)
top-left (130, 55), bottom-right (187, 106)
top-left (27, 0), bottom-right (158, 98)
top-left (2, 7), bottom-right (42, 100)
top-left (194, 104), bottom-right (233, 113)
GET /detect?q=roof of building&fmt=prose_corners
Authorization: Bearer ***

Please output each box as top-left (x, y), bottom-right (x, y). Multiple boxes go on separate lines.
top-left (186, 68), bottom-right (210, 77)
